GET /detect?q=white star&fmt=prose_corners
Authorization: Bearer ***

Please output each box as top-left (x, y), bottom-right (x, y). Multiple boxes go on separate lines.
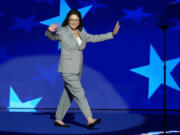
top-left (8, 86), bottom-right (42, 112)
top-left (130, 44), bottom-right (180, 99)
top-left (40, 0), bottom-right (92, 50)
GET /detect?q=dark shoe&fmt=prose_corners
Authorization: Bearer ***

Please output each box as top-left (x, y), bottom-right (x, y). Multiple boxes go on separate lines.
top-left (87, 118), bottom-right (101, 129)
top-left (54, 121), bottom-right (70, 127)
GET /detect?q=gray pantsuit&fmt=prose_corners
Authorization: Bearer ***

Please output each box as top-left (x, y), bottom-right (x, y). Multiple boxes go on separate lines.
top-left (45, 25), bottom-right (114, 120)
top-left (55, 73), bottom-right (92, 120)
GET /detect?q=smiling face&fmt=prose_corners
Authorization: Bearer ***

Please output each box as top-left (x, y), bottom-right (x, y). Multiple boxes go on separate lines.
top-left (68, 14), bottom-right (80, 30)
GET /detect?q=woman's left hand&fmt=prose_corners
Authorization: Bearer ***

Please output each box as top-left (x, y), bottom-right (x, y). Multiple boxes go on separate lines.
top-left (112, 21), bottom-right (120, 36)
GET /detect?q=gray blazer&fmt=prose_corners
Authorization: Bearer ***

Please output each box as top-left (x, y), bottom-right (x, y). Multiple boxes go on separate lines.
top-left (45, 25), bottom-right (114, 74)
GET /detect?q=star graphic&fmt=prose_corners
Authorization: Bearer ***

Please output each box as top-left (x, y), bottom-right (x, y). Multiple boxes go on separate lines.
top-left (121, 6), bottom-right (153, 24)
top-left (8, 86), bottom-right (42, 112)
top-left (40, 0), bottom-right (92, 50)
top-left (34, 0), bottom-right (54, 5)
top-left (10, 15), bottom-right (39, 33)
top-left (172, 0), bottom-right (180, 3)
top-left (170, 22), bottom-right (180, 30)
top-left (0, 48), bottom-right (12, 64)
top-left (130, 44), bottom-right (180, 99)
top-left (169, 19), bottom-right (180, 31)
top-left (77, 0), bottom-right (107, 14)
top-left (31, 63), bottom-right (59, 86)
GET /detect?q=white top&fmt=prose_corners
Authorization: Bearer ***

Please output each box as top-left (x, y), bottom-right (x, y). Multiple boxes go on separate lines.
top-left (75, 37), bottom-right (82, 46)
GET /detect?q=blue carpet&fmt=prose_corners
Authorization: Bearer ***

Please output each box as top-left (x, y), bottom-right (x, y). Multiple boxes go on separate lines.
top-left (0, 110), bottom-right (180, 135)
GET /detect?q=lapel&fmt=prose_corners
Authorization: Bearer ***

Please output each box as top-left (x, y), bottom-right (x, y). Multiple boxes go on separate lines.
top-left (66, 25), bottom-right (85, 50)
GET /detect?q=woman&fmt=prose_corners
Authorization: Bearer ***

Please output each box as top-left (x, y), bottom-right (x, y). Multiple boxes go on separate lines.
top-left (45, 9), bottom-right (120, 129)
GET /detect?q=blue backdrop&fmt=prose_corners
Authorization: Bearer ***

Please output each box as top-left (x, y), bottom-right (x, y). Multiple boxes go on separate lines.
top-left (0, 0), bottom-right (179, 112)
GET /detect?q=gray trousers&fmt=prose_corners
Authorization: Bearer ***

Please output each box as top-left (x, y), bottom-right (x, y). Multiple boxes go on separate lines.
top-left (55, 73), bottom-right (93, 120)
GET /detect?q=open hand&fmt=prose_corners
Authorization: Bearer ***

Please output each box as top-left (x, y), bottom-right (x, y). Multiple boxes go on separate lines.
top-left (48, 23), bottom-right (59, 32)
top-left (112, 21), bottom-right (120, 36)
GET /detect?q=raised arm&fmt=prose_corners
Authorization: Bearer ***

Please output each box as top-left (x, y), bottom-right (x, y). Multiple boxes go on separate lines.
top-left (45, 24), bottom-right (62, 41)
top-left (83, 21), bottom-right (120, 43)
top-left (83, 31), bottom-right (114, 43)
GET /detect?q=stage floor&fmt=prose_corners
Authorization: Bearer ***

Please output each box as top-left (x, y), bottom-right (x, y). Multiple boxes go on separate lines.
top-left (0, 109), bottom-right (180, 135)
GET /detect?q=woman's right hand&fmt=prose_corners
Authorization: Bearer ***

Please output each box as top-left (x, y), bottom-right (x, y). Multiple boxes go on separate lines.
top-left (48, 24), bottom-right (59, 32)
